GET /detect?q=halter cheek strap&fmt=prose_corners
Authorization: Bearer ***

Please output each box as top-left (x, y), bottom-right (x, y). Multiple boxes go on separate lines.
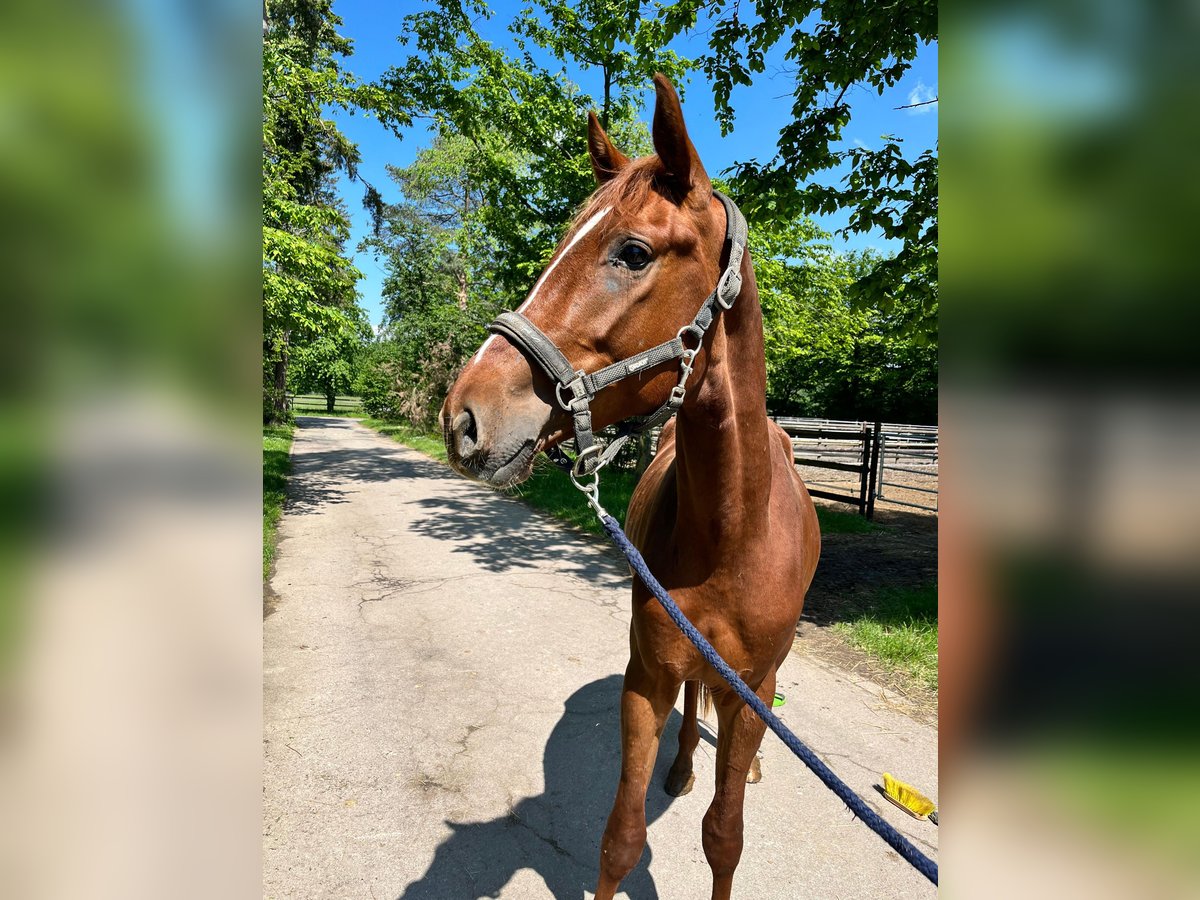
top-left (487, 190), bottom-right (749, 477)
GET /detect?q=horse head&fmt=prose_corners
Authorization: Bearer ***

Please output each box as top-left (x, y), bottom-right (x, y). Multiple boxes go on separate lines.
top-left (442, 75), bottom-right (735, 486)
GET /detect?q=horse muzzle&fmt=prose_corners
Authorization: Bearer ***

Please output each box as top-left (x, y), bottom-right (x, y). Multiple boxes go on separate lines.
top-left (441, 373), bottom-right (549, 488)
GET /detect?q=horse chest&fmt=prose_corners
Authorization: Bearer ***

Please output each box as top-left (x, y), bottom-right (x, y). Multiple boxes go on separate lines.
top-left (629, 560), bottom-right (800, 679)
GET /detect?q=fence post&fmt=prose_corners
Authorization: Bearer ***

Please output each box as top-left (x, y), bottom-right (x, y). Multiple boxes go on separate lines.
top-left (856, 423), bottom-right (870, 516)
top-left (865, 421), bottom-right (882, 519)
top-left (875, 432), bottom-right (887, 500)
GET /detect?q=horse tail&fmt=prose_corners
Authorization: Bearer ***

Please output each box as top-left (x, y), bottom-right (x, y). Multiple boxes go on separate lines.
top-left (698, 681), bottom-right (712, 721)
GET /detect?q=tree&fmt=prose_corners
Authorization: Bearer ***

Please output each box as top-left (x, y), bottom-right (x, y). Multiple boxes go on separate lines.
top-left (261, 0), bottom-right (398, 422)
top-left (512, 0), bottom-right (690, 130)
top-left (356, 0), bottom-right (937, 430)
top-left (373, 131), bottom-right (503, 317)
top-left (289, 307), bottom-right (371, 412)
top-left (655, 0), bottom-right (938, 335)
top-left (752, 214), bottom-right (936, 422)
top-left (376, 0), bottom-right (661, 291)
top-left (355, 132), bottom-right (512, 429)
top-left (357, 2), bottom-right (680, 429)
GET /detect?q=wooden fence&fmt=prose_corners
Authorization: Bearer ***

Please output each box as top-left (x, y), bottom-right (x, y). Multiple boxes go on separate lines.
top-left (773, 417), bottom-right (939, 518)
top-left (288, 393), bottom-right (363, 414)
top-left (774, 418), bottom-right (882, 517)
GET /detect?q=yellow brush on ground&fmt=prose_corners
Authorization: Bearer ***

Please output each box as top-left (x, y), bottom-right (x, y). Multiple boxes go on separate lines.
top-left (881, 772), bottom-right (938, 824)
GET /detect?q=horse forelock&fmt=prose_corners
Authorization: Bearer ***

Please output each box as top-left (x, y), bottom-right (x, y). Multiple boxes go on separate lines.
top-left (568, 156), bottom-right (666, 234)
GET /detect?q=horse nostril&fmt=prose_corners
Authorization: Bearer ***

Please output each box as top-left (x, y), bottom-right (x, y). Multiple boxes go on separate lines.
top-left (453, 409), bottom-right (479, 459)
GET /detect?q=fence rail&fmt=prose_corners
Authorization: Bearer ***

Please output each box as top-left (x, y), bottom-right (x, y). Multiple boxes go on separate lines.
top-left (773, 416), bottom-right (938, 517)
top-left (288, 393), bottom-right (363, 412)
top-left (874, 429), bottom-right (938, 513)
top-left (776, 420), bottom-right (882, 517)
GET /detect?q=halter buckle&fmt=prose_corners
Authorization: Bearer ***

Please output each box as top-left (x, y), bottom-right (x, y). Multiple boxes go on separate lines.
top-left (569, 442), bottom-right (602, 478)
top-left (555, 373), bottom-right (588, 411)
top-left (716, 267), bottom-right (742, 310)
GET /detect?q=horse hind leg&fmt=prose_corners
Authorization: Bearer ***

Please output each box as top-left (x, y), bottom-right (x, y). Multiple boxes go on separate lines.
top-left (665, 683), bottom-right (760, 792)
top-left (665, 680), bottom-right (703, 796)
top-left (744, 686), bottom-right (764, 784)
top-left (702, 671), bottom-right (775, 900)
top-left (746, 752), bottom-right (762, 784)
top-left (594, 664), bottom-right (679, 900)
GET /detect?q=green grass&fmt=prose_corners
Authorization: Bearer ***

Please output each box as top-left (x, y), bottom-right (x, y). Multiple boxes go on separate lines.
top-left (511, 463), bottom-right (640, 534)
top-left (832, 583), bottom-right (938, 690)
top-left (815, 506), bottom-right (880, 534)
top-left (263, 423), bottom-right (294, 579)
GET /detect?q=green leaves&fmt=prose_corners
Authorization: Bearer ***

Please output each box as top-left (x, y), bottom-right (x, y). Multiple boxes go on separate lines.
top-left (289, 304), bottom-right (371, 402)
top-left (341, 0), bottom-right (936, 428)
top-left (376, 0), bottom-right (674, 299)
top-left (262, 0), bottom-right (389, 421)
top-left (752, 213), bottom-right (936, 422)
top-left (651, 0), bottom-right (937, 334)
top-left (512, 0), bottom-right (691, 123)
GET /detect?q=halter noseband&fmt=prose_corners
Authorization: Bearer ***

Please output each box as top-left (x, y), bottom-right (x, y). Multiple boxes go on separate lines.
top-left (487, 190), bottom-right (749, 479)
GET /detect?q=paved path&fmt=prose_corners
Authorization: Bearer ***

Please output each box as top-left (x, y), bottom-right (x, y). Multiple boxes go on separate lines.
top-left (264, 418), bottom-right (938, 899)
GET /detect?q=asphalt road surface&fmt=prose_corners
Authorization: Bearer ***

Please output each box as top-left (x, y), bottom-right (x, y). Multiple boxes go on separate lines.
top-left (263, 417), bottom-right (938, 899)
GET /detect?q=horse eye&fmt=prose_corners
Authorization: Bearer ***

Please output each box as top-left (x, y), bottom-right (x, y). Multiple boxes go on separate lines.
top-left (616, 243), bottom-right (651, 271)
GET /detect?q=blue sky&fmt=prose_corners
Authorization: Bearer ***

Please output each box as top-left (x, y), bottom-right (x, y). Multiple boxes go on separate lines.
top-left (328, 0), bottom-right (938, 328)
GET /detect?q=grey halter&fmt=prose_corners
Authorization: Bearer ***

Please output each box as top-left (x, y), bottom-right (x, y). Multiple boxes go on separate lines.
top-left (487, 190), bottom-right (749, 479)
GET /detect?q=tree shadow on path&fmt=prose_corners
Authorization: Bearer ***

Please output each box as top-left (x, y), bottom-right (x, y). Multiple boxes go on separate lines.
top-left (397, 675), bottom-right (691, 900)
top-left (404, 489), bottom-right (632, 589)
top-left (285, 417), bottom-right (458, 516)
top-left (288, 418), bottom-right (632, 592)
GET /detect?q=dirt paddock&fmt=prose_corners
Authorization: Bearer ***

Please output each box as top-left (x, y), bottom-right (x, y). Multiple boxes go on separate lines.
top-left (792, 463), bottom-right (938, 722)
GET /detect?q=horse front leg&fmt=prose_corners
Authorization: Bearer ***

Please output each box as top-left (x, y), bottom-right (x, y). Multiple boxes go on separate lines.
top-left (594, 660), bottom-right (679, 900)
top-left (702, 670), bottom-right (775, 900)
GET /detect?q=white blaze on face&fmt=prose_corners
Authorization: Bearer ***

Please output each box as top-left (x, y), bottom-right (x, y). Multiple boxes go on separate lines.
top-left (470, 205), bottom-right (612, 365)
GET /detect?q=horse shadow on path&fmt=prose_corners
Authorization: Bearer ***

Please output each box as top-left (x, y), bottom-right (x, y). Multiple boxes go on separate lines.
top-left (398, 674), bottom-right (713, 900)
top-left (290, 419), bottom-right (711, 893)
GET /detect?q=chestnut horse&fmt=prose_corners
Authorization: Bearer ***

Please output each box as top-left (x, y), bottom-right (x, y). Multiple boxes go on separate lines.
top-left (441, 75), bottom-right (820, 900)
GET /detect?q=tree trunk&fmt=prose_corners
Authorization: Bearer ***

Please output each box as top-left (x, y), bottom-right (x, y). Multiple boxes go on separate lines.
top-left (635, 431), bottom-right (654, 475)
top-left (271, 354), bottom-right (289, 421)
top-left (602, 67), bottom-right (611, 131)
top-left (325, 385), bottom-right (336, 414)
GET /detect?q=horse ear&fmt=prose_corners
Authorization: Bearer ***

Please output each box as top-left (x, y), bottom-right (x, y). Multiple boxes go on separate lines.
top-left (587, 111), bottom-right (630, 184)
top-left (651, 74), bottom-right (710, 203)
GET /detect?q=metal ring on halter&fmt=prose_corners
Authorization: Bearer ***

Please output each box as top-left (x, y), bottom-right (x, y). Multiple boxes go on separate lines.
top-left (568, 448), bottom-right (607, 517)
top-left (677, 323), bottom-right (704, 351)
top-left (569, 443), bottom-right (603, 479)
top-left (554, 381), bottom-right (572, 411)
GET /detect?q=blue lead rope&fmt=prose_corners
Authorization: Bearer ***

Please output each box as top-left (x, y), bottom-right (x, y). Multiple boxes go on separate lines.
top-left (599, 513), bottom-right (939, 887)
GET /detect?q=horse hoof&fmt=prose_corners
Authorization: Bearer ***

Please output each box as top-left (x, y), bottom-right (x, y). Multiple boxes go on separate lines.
top-left (664, 770), bottom-right (695, 797)
top-left (746, 757), bottom-right (762, 784)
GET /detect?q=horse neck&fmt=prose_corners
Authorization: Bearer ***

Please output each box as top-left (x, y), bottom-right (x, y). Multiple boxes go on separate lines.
top-left (672, 259), bottom-right (774, 540)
